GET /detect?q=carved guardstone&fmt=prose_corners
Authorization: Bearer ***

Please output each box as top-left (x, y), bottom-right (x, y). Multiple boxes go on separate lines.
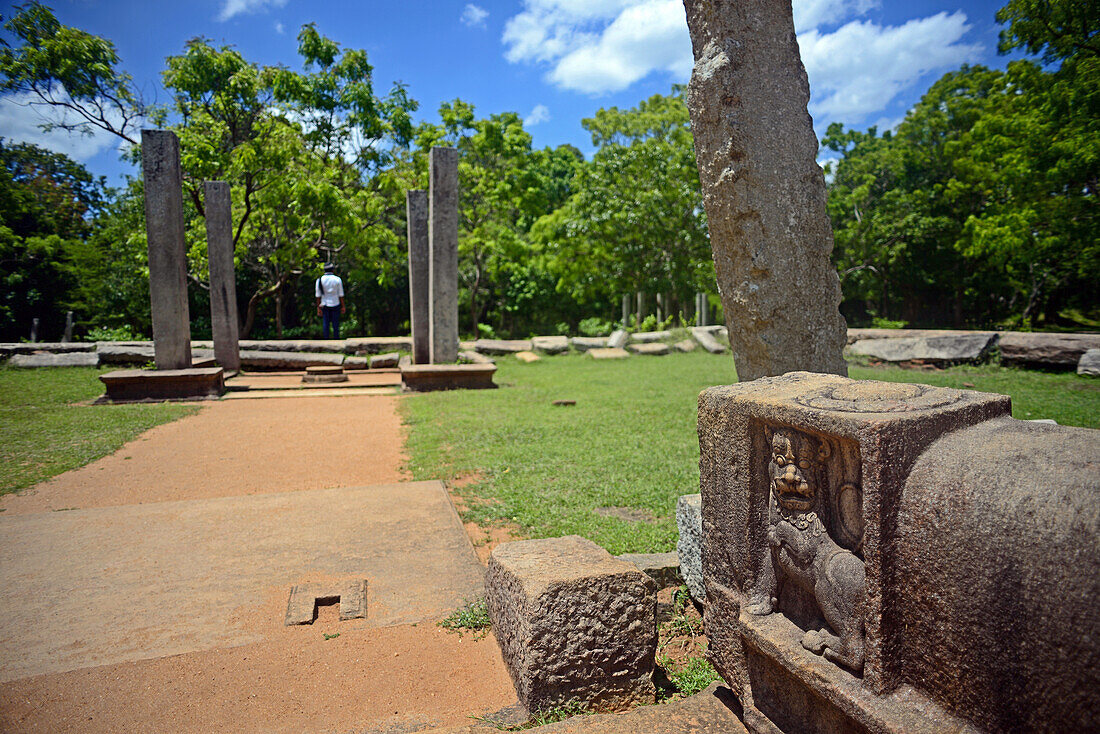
top-left (698, 372), bottom-right (1100, 733)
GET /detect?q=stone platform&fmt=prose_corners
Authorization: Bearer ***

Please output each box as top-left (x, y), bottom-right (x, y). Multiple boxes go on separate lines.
top-left (302, 364), bottom-right (348, 383)
top-left (401, 363), bottom-right (497, 392)
top-left (98, 367), bottom-right (225, 402)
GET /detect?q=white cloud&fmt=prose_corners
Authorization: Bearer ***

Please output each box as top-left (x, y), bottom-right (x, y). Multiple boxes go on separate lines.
top-left (800, 12), bottom-right (980, 120)
top-left (461, 4), bottom-right (489, 28)
top-left (793, 0), bottom-right (878, 33)
top-left (0, 90), bottom-right (133, 162)
top-left (275, 21), bottom-right (285, 34)
top-left (525, 104), bottom-right (551, 126)
top-left (218, 0), bottom-right (288, 22)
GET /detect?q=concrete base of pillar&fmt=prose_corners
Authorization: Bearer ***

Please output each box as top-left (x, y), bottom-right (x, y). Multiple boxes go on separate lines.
top-left (400, 363), bottom-right (497, 392)
top-left (97, 367), bottom-right (225, 403)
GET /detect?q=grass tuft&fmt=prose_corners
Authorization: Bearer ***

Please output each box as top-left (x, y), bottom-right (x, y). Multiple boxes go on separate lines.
top-left (438, 597), bottom-right (491, 638)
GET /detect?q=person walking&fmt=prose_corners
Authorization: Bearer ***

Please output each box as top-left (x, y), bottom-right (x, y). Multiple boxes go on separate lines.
top-left (315, 262), bottom-right (346, 339)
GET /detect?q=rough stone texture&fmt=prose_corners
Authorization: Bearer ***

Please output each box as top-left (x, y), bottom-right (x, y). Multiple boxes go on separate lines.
top-left (606, 330), bottom-right (629, 349)
top-left (571, 337), bottom-right (608, 352)
top-left (458, 350), bottom-right (495, 365)
top-left (588, 348), bottom-right (630, 360)
top-left (239, 350), bottom-right (345, 370)
top-left (9, 352), bottom-right (100, 368)
top-left (531, 335), bottom-right (569, 354)
top-left (845, 328), bottom-right (978, 345)
top-left (696, 371), bottom-right (1100, 733)
top-left (515, 351), bottom-right (540, 363)
top-left (999, 331), bottom-right (1100, 367)
top-left (690, 327), bottom-right (726, 354)
top-left (141, 130), bottom-right (192, 370)
top-left (406, 190), bottom-right (431, 364)
top-left (369, 352), bottom-right (400, 369)
top-left (630, 330), bottom-right (672, 343)
top-left (343, 355), bottom-right (369, 370)
top-left (848, 333), bottom-right (996, 363)
top-left (486, 536), bottom-right (657, 714)
top-left (204, 181), bottom-right (240, 372)
top-left (302, 365), bottom-right (348, 384)
top-left (239, 339), bottom-right (347, 353)
top-left (474, 339), bottom-right (534, 355)
top-left (616, 552), bottom-right (682, 590)
top-left (628, 343), bottom-right (670, 356)
top-left (429, 147), bottom-right (459, 364)
top-left (673, 339), bottom-right (697, 353)
top-left (0, 342), bottom-right (95, 357)
top-left (97, 343), bottom-right (155, 364)
top-left (400, 363), bottom-right (497, 392)
top-left (99, 367), bottom-right (225, 402)
top-left (676, 494), bottom-right (705, 604)
top-left (684, 2), bottom-right (847, 381)
top-left (344, 337), bottom-right (412, 355)
top-left (1079, 348), bottom-right (1100, 376)
top-left (284, 579), bottom-right (368, 625)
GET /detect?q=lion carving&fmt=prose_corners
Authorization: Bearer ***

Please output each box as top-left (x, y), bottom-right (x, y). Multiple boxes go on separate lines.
top-left (745, 427), bottom-right (866, 674)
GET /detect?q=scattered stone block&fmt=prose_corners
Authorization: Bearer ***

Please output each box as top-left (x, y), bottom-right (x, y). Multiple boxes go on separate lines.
top-left (284, 579), bottom-right (368, 625)
top-left (238, 350), bottom-right (344, 370)
top-left (531, 335), bottom-right (569, 354)
top-left (571, 337), bottom-right (608, 352)
top-left (588, 347), bottom-right (629, 360)
top-left (847, 333), bottom-right (996, 364)
top-left (2, 342), bottom-right (95, 356)
top-left (630, 330), bottom-right (671, 343)
top-left (487, 536), bottom-right (657, 714)
top-left (343, 356), bottom-right (369, 370)
top-left (676, 494), bottom-right (704, 605)
top-left (1000, 331), bottom-right (1100, 368)
top-left (344, 336), bottom-right (413, 355)
top-left (515, 351), bottom-right (540, 363)
top-left (458, 350), bottom-right (495, 365)
top-left (9, 351), bottom-right (100, 368)
top-left (628, 343), bottom-right (670, 356)
top-left (475, 339), bottom-right (533, 355)
top-left (673, 339), bottom-right (697, 353)
top-left (302, 365), bottom-right (348, 384)
top-left (369, 352), bottom-right (400, 369)
top-left (96, 343), bottom-right (155, 364)
top-left (690, 327), bottom-right (726, 354)
top-left (1078, 348), bottom-right (1100, 376)
top-left (616, 552), bottom-right (682, 590)
top-left (606, 330), bottom-right (629, 349)
top-left (99, 367), bottom-right (225, 402)
top-left (400, 363), bottom-right (497, 392)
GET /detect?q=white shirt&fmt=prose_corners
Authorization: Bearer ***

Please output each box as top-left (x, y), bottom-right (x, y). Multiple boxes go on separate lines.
top-left (316, 273), bottom-right (344, 307)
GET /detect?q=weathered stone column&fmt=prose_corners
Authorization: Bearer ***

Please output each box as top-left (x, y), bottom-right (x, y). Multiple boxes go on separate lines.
top-left (428, 147), bottom-right (459, 364)
top-left (406, 190), bottom-right (430, 364)
top-left (683, 0), bottom-right (847, 381)
top-left (142, 129), bottom-right (192, 370)
top-left (204, 181), bottom-right (240, 372)
top-left (621, 294), bottom-right (631, 328)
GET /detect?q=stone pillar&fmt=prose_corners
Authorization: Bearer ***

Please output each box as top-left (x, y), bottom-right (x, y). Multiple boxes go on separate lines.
top-left (428, 147), bottom-right (459, 364)
top-left (696, 293), bottom-right (709, 327)
top-left (406, 190), bottom-right (430, 364)
top-left (621, 294), bottom-right (631, 328)
top-left (29, 317), bottom-right (38, 343)
top-left (142, 129), bottom-right (192, 370)
top-left (62, 311), bottom-right (73, 342)
top-left (635, 291), bottom-right (645, 325)
top-left (683, 0), bottom-right (847, 381)
top-left (204, 181), bottom-right (240, 372)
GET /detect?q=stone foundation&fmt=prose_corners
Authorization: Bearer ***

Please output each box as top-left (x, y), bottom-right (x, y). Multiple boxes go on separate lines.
top-left (400, 363), bottom-right (497, 391)
top-left (99, 367), bottom-right (225, 402)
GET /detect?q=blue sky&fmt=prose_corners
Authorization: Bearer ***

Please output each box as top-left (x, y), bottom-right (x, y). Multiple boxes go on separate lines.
top-left (0, 0), bottom-right (1016, 186)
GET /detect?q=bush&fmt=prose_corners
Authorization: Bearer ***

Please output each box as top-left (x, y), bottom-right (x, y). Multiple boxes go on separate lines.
top-left (85, 324), bottom-right (142, 341)
top-left (578, 317), bottom-right (615, 337)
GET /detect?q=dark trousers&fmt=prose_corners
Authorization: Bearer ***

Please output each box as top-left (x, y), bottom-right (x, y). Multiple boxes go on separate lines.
top-left (322, 306), bottom-right (341, 339)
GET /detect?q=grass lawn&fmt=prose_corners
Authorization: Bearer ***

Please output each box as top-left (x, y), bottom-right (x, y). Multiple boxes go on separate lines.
top-left (402, 352), bottom-right (1099, 555)
top-left (0, 367), bottom-right (198, 497)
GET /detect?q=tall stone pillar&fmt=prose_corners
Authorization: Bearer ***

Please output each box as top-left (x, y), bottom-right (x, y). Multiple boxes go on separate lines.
top-left (204, 181), bottom-right (240, 372)
top-left (683, 0), bottom-right (847, 381)
top-left (62, 311), bottom-right (73, 342)
top-left (406, 190), bottom-right (430, 364)
top-left (142, 129), bottom-right (192, 370)
top-left (428, 147), bottom-right (459, 364)
top-left (621, 294), bottom-right (631, 328)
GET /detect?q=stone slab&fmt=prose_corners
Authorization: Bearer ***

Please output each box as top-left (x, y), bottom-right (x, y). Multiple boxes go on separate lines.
top-left (302, 372), bottom-right (349, 384)
top-left (238, 339), bottom-right (348, 354)
top-left (628, 343), bottom-right (670, 356)
top-left (343, 355), bottom-right (369, 370)
top-left (588, 347), bottom-right (630, 360)
top-left (401, 363), bottom-right (498, 392)
top-left (673, 339), bottom-right (697, 353)
top-left (616, 552), bottom-right (682, 589)
top-left (606, 330), bottom-right (629, 350)
top-left (1079, 348), bottom-right (1100, 376)
top-left (848, 333), bottom-right (996, 363)
top-left (0, 342), bottom-right (95, 356)
top-left (570, 337), bottom-right (608, 352)
top-left (531, 335), bottom-right (569, 354)
top-left (690, 326), bottom-right (726, 354)
top-left (515, 351), bottom-right (540, 363)
top-left (999, 331), bottom-right (1100, 367)
top-left (345, 336), bottom-right (413, 355)
top-left (239, 350), bottom-right (345, 370)
top-left (630, 330), bottom-right (672, 343)
top-left (285, 579), bottom-right (368, 625)
top-left (305, 365), bottom-right (345, 375)
top-left (98, 367), bottom-right (225, 402)
top-left (0, 481), bottom-right (483, 681)
top-left (8, 351), bottom-right (100, 368)
top-left (676, 494), bottom-right (704, 605)
top-left (486, 536), bottom-right (657, 714)
top-left (845, 328), bottom-right (976, 345)
top-left (458, 350), bottom-right (495, 365)
top-left (474, 339), bottom-right (533, 355)
top-left (370, 352), bottom-right (400, 369)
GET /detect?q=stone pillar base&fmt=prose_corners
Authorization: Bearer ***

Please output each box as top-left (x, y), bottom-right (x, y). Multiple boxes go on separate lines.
top-left (400, 363), bottom-right (497, 392)
top-left (98, 367), bottom-right (225, 403)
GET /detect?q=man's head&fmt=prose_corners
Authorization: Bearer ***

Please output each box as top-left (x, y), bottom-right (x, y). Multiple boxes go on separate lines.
top-left (324, 262), bottom-right (336, 273)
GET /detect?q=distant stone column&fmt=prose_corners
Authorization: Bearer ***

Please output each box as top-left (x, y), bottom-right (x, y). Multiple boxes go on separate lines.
top-left (29, 317), bottom-right (38, 343)
top-left (204, 181), bottom-right (240, 372)
top-left (62, 311), bottom-right (73, 342)
top-left (636, 292), bottom-right (645, 325)
top-left (683, 0), bottom-right (847, 381)
top-left (406, 190), bottom-right (430, 364)
top-left (621, 294), bottom-right (631, 328)
top-left (428, 147), bottom-right (459, 364)
top-left (142, 130), bottom-right (192, 370)
top-left (696, 293), bottom-right (709, 327)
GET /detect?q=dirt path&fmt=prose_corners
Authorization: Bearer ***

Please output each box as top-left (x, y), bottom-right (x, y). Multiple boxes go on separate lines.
top-left (0, 393), bottom-right (517, 733)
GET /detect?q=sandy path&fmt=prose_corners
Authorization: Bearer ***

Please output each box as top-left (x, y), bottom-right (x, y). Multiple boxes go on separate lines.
top-left (0, 394), bottom-right (408, 514)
